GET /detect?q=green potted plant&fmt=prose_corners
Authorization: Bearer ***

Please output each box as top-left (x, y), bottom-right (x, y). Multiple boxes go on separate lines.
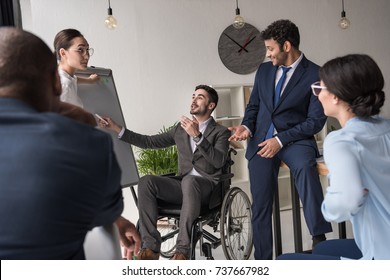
top-left (135, 124), bottom-right (178, 176)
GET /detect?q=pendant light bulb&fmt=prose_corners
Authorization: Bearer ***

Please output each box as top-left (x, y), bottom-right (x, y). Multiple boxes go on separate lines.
top-left (105, 0), bottom-right (117, 30)
top-left (233, 0), bottom-right (245, 29)
top-left (338, 0), bottom-right (350, 29)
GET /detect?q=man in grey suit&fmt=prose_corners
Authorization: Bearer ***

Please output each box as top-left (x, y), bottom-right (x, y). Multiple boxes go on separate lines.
top-left (98, 85), bottom-right (230, 260)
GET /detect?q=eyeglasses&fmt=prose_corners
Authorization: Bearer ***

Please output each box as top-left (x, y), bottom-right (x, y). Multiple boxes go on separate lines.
top-left (311, 81), bottom-right (327, 96)
top-left (71, 47), bottom-right (94, 57)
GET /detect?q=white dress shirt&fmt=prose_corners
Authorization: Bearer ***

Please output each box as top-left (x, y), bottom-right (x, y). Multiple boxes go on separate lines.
top-left (58, 68), bottom-right (83, 108)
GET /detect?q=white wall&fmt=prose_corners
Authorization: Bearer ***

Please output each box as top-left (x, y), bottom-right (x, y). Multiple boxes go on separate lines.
top-left (21, 0), bottom-right (390, 224)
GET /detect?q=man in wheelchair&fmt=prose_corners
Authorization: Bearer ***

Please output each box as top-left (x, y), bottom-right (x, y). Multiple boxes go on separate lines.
top-left (97, 85), bottom-right (230, 260)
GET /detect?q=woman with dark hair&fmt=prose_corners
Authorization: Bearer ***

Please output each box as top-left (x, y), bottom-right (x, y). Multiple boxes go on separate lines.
top-left (54, 28), bottom-right (98, 108)
top-left (279, 54), bottom-right (390, 260)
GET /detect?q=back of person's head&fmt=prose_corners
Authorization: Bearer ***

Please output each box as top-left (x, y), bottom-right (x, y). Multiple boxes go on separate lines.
top-left (195, 84), bottom-right (219, 109)
top-left (54, 28), bottom-right (84, 61)
top-left (0, 27), bottom-right (58, 112)
top-left (261, 19), bottom-right (300, 50)
top-left (319, 54), bottom-right (385, 118)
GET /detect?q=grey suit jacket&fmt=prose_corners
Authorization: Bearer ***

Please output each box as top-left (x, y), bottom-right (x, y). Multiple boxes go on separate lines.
top-left (121, 117), bottom-right (230, 183)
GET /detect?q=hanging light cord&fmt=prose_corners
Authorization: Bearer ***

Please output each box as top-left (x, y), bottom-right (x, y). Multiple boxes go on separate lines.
top-left (107, 0), bottom-right (112, 16)
top-left (341, 0), bottom-right (347, 18)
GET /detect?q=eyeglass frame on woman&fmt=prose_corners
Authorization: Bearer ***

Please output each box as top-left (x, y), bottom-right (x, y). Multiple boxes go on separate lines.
top-left (71, 47), bottom-right (94, 57)
top-left (311, 81), bottom-right (327, 96)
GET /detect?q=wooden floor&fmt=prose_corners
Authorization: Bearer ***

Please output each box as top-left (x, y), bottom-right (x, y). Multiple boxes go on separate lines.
top-left (184, 208), bottom-right (353, 260)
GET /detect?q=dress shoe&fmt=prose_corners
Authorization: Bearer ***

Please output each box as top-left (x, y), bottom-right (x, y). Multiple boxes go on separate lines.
top-left (169, 252), bottom-right (187, 260)
top-left (312, 234), bottom-right (326, 249)
top-left (137, 248), bottom-right (160, 260)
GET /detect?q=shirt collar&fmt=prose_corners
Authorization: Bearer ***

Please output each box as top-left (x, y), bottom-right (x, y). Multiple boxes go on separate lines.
top-left (58, 68), bottom-right (77, 81)
top-left (280, 52), bottom-right (303, 71)
top-left (199, 117), bottom-right (212, 132)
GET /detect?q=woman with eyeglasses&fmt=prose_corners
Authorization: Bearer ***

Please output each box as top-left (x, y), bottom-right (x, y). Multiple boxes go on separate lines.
top-left (278, 54), bottom-right (390, 260)
top-left (54, 29), bottom-right (98, 108)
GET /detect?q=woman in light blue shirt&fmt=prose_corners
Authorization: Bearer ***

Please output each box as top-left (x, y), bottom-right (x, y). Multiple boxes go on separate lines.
top-left (278, 54), bottom-right (390, 260)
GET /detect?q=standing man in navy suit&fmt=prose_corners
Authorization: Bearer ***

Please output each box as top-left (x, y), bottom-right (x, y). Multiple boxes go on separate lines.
top-left (229, 19), bottom-right (332, 260)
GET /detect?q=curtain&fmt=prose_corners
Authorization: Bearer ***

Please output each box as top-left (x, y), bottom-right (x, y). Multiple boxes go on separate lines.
top-left (0, 0), bottom-right (22, 27)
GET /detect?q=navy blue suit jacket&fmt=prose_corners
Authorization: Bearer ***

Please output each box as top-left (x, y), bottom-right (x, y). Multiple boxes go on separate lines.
top-left (0, 98), bottom-right (123, 259)
top-left (242, 55), bottom-right (326, 160)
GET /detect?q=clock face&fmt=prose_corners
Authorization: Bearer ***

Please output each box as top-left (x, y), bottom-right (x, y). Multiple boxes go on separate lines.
top-left (218, 23), bottom-right (266, 75)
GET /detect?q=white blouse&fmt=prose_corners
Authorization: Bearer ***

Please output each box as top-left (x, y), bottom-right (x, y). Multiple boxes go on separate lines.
top-left (58, 68), bottom-right (83, 108)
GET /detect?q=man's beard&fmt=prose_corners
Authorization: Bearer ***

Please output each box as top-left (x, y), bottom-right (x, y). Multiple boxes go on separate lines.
top-left (190, 107), bottom-right (206, 115)
top-left (190, 103), bottom-right (208, 116)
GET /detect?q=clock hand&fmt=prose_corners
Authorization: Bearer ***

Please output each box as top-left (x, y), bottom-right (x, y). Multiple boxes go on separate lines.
top-left (223, 32), bottom-right (248, 52)
top-left (238, 31), bottom-right (254, 52)
top-left (238, 36), bottom-right (256, 53)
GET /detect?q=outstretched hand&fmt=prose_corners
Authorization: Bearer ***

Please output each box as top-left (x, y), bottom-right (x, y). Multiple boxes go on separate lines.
top-left (228, 125), bottom-right (250, 141)
top-left (77, 73), bottom-right (100, 84)
top-left (88, 73), bottom-right (100, 83)
top-left (97, 115), bottom-right (122, 134)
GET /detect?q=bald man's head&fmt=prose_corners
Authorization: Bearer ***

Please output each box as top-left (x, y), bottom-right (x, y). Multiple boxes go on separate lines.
top-left (0, 27), bottom-right (60, 112)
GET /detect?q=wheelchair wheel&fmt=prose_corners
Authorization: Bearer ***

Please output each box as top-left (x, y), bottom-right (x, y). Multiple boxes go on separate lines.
top-left (157, 217), bottom-right (179, 258)
top-left (220, 187), bottom-right (253, 260)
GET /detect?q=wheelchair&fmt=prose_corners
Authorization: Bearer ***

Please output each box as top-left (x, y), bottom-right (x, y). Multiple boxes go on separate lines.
top-left (130, 148), bottom-right (253, 260)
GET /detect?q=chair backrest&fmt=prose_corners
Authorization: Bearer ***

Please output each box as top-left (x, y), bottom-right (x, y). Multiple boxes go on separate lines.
top-left (208, 148), bottom-right (236, 210)
top-left (222, 147), bottom-right (236, 188)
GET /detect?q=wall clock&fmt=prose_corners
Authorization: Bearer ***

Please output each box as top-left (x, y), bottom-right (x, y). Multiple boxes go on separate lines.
top-left (218, 23), bottom-right (266, 75)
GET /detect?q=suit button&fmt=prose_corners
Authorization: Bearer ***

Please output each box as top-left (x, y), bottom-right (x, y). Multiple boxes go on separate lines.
top-left (192, 161), bottom-right (195, 164)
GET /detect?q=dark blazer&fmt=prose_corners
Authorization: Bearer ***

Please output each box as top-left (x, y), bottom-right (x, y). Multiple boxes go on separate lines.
top-left (0, 98), bottom-right (123, 259)
top-left (121, 117), bottom-right (230, 183)
top-left (242, 55), bottom-right (326, 160)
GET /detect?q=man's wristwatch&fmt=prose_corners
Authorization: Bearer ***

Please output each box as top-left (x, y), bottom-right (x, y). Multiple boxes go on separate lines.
top-left (193, 132), bottom-right (202, 143)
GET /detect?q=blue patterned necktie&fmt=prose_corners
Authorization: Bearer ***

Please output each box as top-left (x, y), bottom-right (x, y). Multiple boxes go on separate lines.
top-left (265, 66), bottom-right (291, 139)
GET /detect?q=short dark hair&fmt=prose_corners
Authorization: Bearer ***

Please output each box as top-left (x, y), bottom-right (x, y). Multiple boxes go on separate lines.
top-left (195, 85), bottom-right (219, 107)
top-left (0, 27), bottom-right (57, 111)
top-left (54, 28), bottom-right (84, 60)
top-left (261, 19), bottom-right (300, 50)
top-left (319, 54), bottom-right (385, 118)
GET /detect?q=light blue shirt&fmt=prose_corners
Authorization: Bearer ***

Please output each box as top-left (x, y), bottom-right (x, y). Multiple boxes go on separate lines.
top-left (322, 116), bottom-right (390, 260)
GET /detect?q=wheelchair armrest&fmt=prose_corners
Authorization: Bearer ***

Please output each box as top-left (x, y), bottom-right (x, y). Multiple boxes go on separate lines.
top-left (213, 173), bottom-right (234, 182)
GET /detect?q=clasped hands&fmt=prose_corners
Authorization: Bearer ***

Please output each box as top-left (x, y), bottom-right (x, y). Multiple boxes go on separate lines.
top-left (228, 125), bottom-right (281, 158)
